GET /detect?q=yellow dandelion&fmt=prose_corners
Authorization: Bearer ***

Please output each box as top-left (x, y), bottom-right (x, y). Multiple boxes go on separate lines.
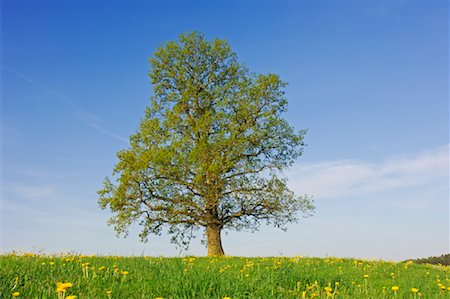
top-left (12, 292), bottom-right (20, 298)
top-left (223, 297), bottom-right (232, 299)
top-left (392, 286), bottom-right (399, 292)
top-left (324, 286), bottom-right (333, 293)
top-left (65, 296), bottom-right (77, 299)
top-left (98, 266), bottom-right (106, 271)
top-left (106, 290), bottom-right (112, 298)
top-left (56, 282), bottom-right (73, 293)
top-left (363, 274), bottom-right (369, 279)
top-left (121, 270), bottom-right (129, 275)
top-left (411, 288), bottom-right (419, 294)
top-left (60, 282), bottom-right (73, 289)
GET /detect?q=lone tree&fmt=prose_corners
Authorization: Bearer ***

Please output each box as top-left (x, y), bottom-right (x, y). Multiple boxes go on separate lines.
top-left (98, 32), bottom-right (314, 256)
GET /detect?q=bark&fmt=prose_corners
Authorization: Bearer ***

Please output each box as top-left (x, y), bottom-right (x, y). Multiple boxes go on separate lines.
top-left (206, 225), bottom-right (225, 256)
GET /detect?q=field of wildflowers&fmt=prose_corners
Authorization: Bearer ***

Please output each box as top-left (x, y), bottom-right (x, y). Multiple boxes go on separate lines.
top-left (1, 252), bottom-right (449, 298)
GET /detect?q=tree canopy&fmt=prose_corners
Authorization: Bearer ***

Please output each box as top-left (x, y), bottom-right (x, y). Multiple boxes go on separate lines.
top-left (98, 32), bottom-right (314, 256)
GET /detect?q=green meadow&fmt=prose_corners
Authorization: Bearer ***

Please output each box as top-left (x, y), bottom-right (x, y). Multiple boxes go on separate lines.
top-left (1, 253), bottom-right (449, 299)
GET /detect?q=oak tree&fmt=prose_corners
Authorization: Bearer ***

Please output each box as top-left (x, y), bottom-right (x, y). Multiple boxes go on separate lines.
top-left (98, 32), bottom-right (314, 256)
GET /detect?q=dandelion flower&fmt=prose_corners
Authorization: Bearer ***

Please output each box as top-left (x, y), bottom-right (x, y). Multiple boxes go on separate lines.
top-left (363, 274), bottom-right (369, 279)
top-left (411, 288), bottom-right (419, 294)
top-left (57, 282), bottom-right (73, 289)
top-left (12, 292), bottom-right (20, 298)
top-left (392, 286), bottom-right (399, 292)
top-left (56, 282), bottom-right (73, 293)
top-left (65, 296), bottom-right (77, 299)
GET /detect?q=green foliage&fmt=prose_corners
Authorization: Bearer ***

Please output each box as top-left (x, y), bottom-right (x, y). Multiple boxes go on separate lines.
top-left (1, 254), bottom-right (449, 298)
top-left (98, 32), bottom-right (314, 251)
top-left (409, 254), bottom-right (450, 266)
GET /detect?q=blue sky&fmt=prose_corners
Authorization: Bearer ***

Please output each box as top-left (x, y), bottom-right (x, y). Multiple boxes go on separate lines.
top-left (1, 0), bottom-right (448, 260)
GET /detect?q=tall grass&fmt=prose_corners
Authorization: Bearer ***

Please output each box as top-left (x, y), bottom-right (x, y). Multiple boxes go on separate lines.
top-left (1, 253), bottom-right (448, 298)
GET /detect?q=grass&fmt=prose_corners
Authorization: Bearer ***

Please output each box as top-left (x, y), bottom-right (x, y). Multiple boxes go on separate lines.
top-left (1, 253), bottom-right (449, 298)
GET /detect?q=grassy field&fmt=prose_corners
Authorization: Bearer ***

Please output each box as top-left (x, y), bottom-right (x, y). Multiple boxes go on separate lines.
top-left (1, 253), bottom-right (449, 298)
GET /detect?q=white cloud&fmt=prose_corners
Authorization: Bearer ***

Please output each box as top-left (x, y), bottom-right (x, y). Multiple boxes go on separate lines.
top-left (3, 65), bottom-right (128, 143)
top-left (287, 144), bottom-right (449, 199)
top-left (6, 182), bottom-right (57, 200)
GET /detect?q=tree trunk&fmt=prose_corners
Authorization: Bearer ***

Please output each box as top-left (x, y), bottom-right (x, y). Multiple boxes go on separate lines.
top-left (206, 225), bottom-right (225, 256)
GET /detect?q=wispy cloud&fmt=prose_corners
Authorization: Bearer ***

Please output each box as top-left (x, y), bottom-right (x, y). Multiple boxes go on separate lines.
top-left (2, 65), bottom-right (128, 143)
top-left (52, 169), bottom-right (111, 180)
top-left (3, 65), bottom-right (35, 83)
top-left (76, 111), bottom-right (128, 142)
top-left (6, 182), bottom-right (57, 201)
top-left (287, 145), bottom-right (449, 199)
